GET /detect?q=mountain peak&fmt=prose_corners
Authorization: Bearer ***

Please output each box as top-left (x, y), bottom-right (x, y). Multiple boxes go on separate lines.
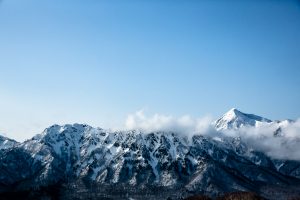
top-left (215, 108), bottom-right (272, 130)
top-left (229, 108), bottom-right (239, 112)
top-left (223, 108), bottom-right (243, 118)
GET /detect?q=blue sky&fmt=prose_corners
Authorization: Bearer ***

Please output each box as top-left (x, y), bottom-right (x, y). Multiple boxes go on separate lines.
top-left (0, 0), bottom-right (300, 141)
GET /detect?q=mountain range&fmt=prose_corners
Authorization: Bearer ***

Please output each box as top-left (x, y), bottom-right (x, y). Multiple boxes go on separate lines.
top-left (1, 108), bottom-right (300, 200)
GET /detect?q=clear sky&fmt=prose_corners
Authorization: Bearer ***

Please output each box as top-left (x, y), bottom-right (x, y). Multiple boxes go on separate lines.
top-left (0, 0), bottom-right (300, 141)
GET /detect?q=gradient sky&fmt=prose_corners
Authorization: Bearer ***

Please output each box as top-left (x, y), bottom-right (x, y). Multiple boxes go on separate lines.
top-left (0, 0), bottom-right (300, 141)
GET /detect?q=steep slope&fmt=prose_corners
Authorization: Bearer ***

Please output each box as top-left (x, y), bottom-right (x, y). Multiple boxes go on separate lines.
top-left (0, 123), bottom-right (299, 199)
top-left (0, 109), bottom-right (300, 199)
top-left (0, 135), bottom-right (17, 150)
top-left (214, 109), bottom-right (300, 185)
top-left (215, 108), bottom-right (272, 130)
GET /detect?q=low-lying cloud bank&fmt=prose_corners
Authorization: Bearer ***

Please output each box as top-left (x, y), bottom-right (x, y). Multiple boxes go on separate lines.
top-left (125, 110), bottom-right (214, 135)
top-left (231, 120), bottom-right (300, 161)
top-left (124, 110), bottom-right (300, 161)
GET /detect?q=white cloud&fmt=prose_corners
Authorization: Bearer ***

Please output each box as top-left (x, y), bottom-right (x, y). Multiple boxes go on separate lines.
top-left (125, 110), bottom-right (300, 160)
top-left (124, 109), bottom-right (214, 135)
top-left (222, 119), bottom-right (300, 160)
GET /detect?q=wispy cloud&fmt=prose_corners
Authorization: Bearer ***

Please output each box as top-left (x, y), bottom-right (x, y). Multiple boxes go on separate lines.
top-left (124, 109), bottom-right (214, 136)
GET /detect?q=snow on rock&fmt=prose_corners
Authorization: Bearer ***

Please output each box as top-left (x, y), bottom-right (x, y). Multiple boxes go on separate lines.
top-left (214, 108), bottom-right (272, 130)
top-left (0, 109), bottom-right (300, 199)
top-left (0, 135), bottom-right (17, 150)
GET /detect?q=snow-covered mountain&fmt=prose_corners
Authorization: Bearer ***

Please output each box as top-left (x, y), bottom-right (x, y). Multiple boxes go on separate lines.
top-left (0, 109), bottom-right (300, 200)
top-left (0, 135), bottom-right (17, 150)
top-left (215, 108), bottom-right (273, 130)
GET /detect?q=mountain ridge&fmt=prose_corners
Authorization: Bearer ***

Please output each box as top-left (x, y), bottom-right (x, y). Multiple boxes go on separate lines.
top-left (0, 109), bottom-right (299, 200)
